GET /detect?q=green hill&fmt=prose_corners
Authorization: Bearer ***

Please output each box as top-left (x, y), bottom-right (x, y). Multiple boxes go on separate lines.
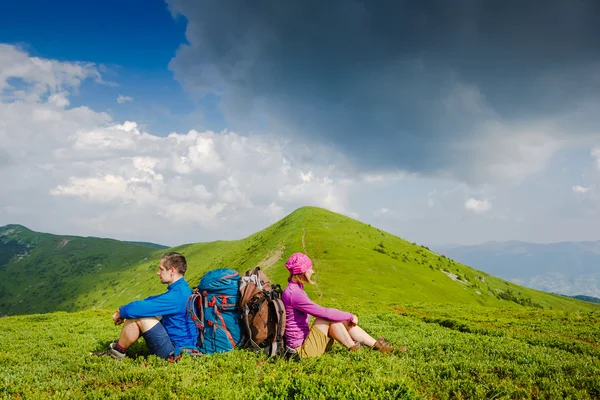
top-left (1, 207), bottom-right (597, 316)
top-left (1, 208), bottom-right (599, 399)
top-left (0, 224), bottom-right (159, 315)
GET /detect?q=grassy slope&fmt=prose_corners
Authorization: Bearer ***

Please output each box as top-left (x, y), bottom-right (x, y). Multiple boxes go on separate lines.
top-left (0, 225), bottom-right (157, 315)
top-left (170, 206), bottom-right (597, 311)
top-left (2, 207), bottom-right (597, 315)
top-left (1, 208), bottom-right (599, 399)
top-left (286, 207), bottom-right (597, 310)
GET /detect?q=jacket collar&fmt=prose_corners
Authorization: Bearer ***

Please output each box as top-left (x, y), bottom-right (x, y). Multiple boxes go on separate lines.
top-left (167, 276), bottom-right (185, 290)
top-left (289, 280), bottom-right (304, 290)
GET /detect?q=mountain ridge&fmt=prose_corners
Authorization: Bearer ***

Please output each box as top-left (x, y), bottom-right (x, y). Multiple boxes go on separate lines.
top-left (1, 207), bottom-right (597, 316)
top-left (0, 224), bottom-right (160, 315)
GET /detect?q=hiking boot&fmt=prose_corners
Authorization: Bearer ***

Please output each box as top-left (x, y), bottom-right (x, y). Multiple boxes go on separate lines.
top-left (372, 337), bottom-right (394, 353)
top-left (91, 341), bottom-right (126, 360)
top-left (348, 341), bottom-right (361, 352)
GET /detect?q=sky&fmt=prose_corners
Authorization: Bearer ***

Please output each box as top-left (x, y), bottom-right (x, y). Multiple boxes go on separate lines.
top-left (1, 0), bottom-right (600, 247)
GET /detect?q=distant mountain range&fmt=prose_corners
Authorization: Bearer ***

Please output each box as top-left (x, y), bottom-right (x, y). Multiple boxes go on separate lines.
top-left (435, 241), bottom-right (600, 298)
top-left (569, 295), bottom-right (600, 304)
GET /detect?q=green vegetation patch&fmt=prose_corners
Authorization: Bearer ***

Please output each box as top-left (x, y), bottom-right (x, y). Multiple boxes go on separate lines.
top-left (1, 302), bottom-right (599, 399)
top-left (0, 225), bottom-right (158, 315)
top-left (2, 207), bottom-right (599, 398)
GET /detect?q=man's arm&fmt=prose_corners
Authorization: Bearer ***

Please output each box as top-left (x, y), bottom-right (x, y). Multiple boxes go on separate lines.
top-left (119, 290), bottom-right (181, 319)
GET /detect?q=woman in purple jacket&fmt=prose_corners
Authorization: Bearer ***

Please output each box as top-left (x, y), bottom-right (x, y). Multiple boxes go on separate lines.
top-left (282, 252), bottom-right (403, 358)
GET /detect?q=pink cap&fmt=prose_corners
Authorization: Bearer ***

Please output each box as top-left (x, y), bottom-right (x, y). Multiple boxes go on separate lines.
top-left (285, 252), bottom-right (313, 275)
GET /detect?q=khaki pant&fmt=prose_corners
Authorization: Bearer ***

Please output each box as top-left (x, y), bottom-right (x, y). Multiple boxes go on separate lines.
top-left (295, 325), bottom-right (335, 358)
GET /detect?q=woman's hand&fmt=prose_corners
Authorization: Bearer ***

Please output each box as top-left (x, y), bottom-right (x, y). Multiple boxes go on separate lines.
top-left (351, 314), bottom-right (358, 326)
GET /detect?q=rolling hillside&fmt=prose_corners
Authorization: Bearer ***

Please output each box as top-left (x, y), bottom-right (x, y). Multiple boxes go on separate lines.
top-left (1, 207), bottom-right (596, 316)
top-left (0, 225), bottom-right (159, 315)
top-left (1, 208), bottom-right (599, 399)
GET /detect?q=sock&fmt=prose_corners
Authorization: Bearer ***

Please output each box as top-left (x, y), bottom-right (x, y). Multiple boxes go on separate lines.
top-left (115, 343), bottom-right (127, 354)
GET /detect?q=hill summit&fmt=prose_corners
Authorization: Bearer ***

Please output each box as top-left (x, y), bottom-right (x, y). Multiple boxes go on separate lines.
top-left (0, 207), bottom-right (595, 316)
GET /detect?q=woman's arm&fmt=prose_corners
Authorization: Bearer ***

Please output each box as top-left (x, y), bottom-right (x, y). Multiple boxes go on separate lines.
top-left (290, 290), bottom-right (354, 322)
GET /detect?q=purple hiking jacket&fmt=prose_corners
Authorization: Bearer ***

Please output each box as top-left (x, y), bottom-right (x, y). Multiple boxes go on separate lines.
top-left (282, 281), bottom-right (353, 349)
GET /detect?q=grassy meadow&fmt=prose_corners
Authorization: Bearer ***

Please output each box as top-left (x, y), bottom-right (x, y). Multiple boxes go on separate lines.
top-left (1, 302), bottom-right (598, 399)
top-left (1, 207), bottom-right (599, 399)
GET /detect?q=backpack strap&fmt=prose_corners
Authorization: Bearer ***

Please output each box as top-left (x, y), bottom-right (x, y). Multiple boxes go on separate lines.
top-left (273, 297), bottom-right (284, 344)
top-left (214, 304), bottom-right (237, 350)
top-left (269, 296), bottom-right (286, 357)
top-left (271, 284), bottom-right (285, 354)
top-left (186, 292), bottom-right (204, 330)
top-left (186, 291), bottom-right (205, 348)
top-left (241, 305), bottom-right (261, 352)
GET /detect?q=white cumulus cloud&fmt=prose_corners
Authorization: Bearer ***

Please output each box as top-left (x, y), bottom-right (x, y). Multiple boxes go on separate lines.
top-left (465, 198), bottom-right (491, 213)
top-left (117, 95), bottom-right (133, 104)
top-left (374, 208), bottom-right (389, 216)
top-left (5, 43), bottom-right (600, 247)
top-left (0, 44), bottom-right (360, 245)
top-left (0, 44), bottom-right (105, 98)
top-left (573, 185), bottom-right (591, 193)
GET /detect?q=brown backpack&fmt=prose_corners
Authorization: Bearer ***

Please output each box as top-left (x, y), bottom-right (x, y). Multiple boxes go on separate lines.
top-left (238, 266), bottom-right (287, 357)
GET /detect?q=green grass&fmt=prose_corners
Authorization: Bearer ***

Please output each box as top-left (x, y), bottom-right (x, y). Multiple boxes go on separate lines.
top-left (1, 302), bottom-right (598, 399)
top-left (1, 207), bottom-right (599, 398)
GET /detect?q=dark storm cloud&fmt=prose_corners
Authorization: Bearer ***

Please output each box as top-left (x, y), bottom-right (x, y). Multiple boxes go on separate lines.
top-left (167, 0), bottom-right (600, 180)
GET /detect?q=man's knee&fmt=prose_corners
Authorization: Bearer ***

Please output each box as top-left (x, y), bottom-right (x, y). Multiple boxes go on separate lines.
top-left (133, 317), bottom-right (160, 333)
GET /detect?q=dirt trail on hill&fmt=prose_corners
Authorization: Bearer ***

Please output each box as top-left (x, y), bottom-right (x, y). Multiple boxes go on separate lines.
top-left (259, 247), bottom-right (284, 270)
top-left (302, 225), bottom-right (307, 252)
top-left (301, 218), bottom-right (323, 300)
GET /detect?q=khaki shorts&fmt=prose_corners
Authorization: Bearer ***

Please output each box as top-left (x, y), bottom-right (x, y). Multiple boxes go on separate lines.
top-left (295, 325), bottom-right (335, 358)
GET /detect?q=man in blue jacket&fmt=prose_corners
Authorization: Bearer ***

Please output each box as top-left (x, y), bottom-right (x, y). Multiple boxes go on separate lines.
top-left (94, 252), bottom-right (198, 360)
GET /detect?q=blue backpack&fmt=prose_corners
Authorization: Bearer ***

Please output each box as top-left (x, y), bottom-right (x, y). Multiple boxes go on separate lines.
top-left (187, 268), bottom-right (243, 354)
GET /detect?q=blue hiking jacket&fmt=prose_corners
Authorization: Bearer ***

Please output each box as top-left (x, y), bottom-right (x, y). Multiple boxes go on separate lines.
top-left (120, 277), bottom-right (198, 348)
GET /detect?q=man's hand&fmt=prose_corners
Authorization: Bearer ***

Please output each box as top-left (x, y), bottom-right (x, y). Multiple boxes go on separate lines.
top-left (112, 309), bottom-right (124, 325)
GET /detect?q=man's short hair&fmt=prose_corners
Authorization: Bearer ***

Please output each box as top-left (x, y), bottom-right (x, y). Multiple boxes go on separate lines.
top-left (161, 252), bottom-right (187, 275)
